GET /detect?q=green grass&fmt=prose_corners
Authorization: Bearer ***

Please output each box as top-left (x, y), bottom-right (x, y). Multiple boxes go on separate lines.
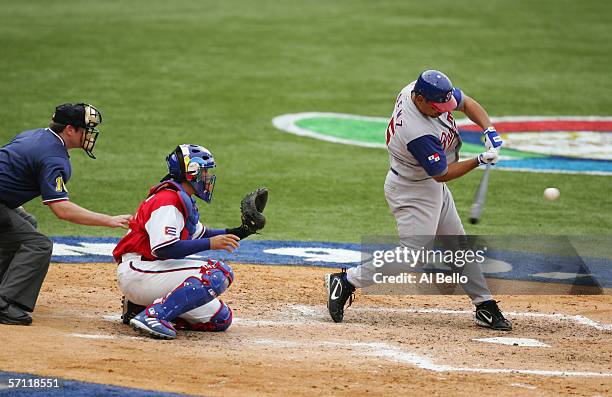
top-left (0, 0), bottom-right (611, 241)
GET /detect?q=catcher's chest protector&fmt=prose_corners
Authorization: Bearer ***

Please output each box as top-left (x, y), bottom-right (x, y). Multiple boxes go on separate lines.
top-left (149, 181), bottom-right (199, 238)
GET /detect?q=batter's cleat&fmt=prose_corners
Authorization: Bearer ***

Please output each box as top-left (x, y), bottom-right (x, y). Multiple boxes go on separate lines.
top-left (0, 296), bottom-right (32, 326)
top-left (325, 270), bottom-right (355, 323)
top-left (475, 300), bottom-right (513, 331)
top-left (130, 307), bottom-right (177, 340)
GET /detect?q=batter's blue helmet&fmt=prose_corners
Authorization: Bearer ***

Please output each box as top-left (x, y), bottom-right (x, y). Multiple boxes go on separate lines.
top-left (166, 144), bottom-right (216, 202)
top-left (413, 70), bottom-right (457, 113)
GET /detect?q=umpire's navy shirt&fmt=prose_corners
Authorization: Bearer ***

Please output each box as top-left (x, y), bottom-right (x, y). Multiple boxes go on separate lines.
top-left (0, 128), bottom-right (71, 209)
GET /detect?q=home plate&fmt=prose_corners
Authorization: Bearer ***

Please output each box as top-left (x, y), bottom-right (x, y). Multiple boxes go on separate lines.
top-left (474, 337), bottom-right (550, 347)
top-left (532, 272), bottom-right (592, 280)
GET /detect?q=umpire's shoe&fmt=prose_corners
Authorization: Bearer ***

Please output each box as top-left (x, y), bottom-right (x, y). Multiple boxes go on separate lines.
top-left (130, 306), bottom-right (177, 340)
top-left (475, 300), bottom-right (512, 331)
top-left (0, 296), bottom-right (32, 326)
top-left (325, 270), bottom-right (355, 323)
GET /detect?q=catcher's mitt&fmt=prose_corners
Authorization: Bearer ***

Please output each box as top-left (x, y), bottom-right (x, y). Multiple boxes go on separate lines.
top-left (240, 187), bottom-right (268, 234)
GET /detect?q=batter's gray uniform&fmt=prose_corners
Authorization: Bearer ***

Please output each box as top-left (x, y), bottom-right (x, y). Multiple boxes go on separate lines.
top-left (347, 82), bottom-right (492, 304)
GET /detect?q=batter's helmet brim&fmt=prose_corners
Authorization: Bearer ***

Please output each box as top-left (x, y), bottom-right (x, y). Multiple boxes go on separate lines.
top-left (430, 96), bottom-right (457, 113)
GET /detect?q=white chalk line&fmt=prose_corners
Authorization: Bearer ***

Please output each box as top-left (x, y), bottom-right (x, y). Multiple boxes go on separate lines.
top-left (68, 306), bottom-right (612, 378)
top-left (232, 318), bottom-right (320, 327)
top-left (287, 304), bottom-right (612, 331)
top-left (70, 333), bottom-right (115, 340)
top-left (473, 337), bottom-right (550, 347)
top-left (510, 383), bottom-right (537, 390)
top-left (69, 332), bottom-right (143, 340)
top-left (252, 338), bottom-right (612, 378)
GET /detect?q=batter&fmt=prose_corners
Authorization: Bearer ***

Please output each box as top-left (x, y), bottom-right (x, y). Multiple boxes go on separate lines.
top-left (326, 70), bottom-right (512, 331)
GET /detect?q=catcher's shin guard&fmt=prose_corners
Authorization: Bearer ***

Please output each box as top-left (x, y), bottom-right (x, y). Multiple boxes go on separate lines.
top-left (130, 261), bottom-right (233, 339)
top-left (141, 260), bottom-right (234, 323)
top-left (174, 301), bottom-right (233, 332)
top-left (130, 276), bottom-right (218, 340)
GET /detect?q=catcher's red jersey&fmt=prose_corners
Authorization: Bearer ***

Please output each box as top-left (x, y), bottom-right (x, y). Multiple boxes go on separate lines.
top-left (113, 189), bottom-right (204, 262)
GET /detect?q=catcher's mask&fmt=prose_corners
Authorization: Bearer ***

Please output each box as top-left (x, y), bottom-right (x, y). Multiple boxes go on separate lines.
top-left (52, 103), bottom-right (102, 159)
top-left (166, 144), bottom-right (216, 202)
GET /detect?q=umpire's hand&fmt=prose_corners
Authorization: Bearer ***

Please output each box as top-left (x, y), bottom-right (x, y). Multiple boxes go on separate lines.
top-left (110, 214), bottom-right (133, 228)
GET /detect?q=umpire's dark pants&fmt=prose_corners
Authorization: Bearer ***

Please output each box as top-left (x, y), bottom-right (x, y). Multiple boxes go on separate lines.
top-left (0, 203), bottom-right (52, 312)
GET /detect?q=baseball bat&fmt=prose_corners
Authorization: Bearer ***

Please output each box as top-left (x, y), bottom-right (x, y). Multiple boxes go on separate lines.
top-left (469, 164), bottom-right (491, 224)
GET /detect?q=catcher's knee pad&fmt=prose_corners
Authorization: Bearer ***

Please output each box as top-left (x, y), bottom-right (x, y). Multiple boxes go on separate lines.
top-left (203, 301), bottom-right (233, 331)
top-left (174, 301), bottom-right (233, 332)
top-left (200, 260), bottom-right (234, 297)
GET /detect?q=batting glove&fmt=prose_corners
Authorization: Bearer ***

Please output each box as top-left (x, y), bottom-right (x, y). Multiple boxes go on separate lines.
top-left (483, 127), bottom-right (503, 151)
top-left (477, 148), bottom-right (499, 166)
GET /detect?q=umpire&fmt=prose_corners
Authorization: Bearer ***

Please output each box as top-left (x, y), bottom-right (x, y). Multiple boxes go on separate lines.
top-left (0, 103), bottom-right (132, 326)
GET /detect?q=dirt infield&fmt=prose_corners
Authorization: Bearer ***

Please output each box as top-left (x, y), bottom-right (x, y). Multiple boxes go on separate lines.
top-left (1, 263), bottom-right (611, 396)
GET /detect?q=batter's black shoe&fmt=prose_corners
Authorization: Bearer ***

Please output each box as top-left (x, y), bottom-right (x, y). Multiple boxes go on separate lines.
top-left (0, 296), bottom-right (32, 326)
top-left (325, 270), bottom-right (355, 323)
top-left (475, 300), bottom-right (512, 331)
top-left (121, 296), bottom-right (146, 325)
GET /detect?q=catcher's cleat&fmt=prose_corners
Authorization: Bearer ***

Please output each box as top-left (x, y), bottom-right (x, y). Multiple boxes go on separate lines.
top-left (121, 296), bottom-right (146, 325)
top-left (325, 270), bottom-right (355, 323)
top-left (130, 306), bottom-right (177, 340)
top-left (475, 300), bottom-right (513, 331)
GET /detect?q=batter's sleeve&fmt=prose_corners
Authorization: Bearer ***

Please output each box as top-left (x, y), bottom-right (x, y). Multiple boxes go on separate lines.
top-left (453, 88), bottom-right (464, 110)
top-left (406, 135), bottom-right (448, 177)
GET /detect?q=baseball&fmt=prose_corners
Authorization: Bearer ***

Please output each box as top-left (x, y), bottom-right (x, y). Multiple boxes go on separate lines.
top-left (544, 187), bottom-right (560, 201)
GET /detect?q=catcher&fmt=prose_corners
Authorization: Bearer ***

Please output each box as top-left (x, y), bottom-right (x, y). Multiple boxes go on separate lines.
top-left (112, 144), bottom-right (267, 339)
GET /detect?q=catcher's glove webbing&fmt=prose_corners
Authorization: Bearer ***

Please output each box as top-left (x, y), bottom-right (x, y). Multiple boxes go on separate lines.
top-left (227, 188), bottom-right (268, 239)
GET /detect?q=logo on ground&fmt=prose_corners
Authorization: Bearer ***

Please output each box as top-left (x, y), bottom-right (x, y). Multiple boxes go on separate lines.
top-left (272, 113), bottom-right (612, 175)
